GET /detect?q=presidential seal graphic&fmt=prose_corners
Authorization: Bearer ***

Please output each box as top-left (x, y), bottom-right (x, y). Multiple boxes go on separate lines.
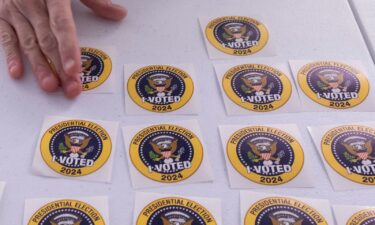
top-left (227, 126), bottom-right (304, 185)
top-left (346, 209), bottom-right (375, 225)
top-left (80, 47), bottom-right (112, 91)
top-left (205, 16), bottom-right (269, 56)
top-left (40, 120), bottom-right (112, 176)
top-left (297, 61), bottom-right (369, 109)
top-left (136, 197), bottom-right (217, 225)
top-left (245, 197), bottom-right (328, 225)
top-left (129, 124), bottom-right (203, 183)
top-left (127, 65), bottom-right (194, 113)
top-left (321, 125), bottom-right (375, 185)
top-left (222, 64), bottom-right (292, 112)
top-left (27, 199), bottom-right (105, 225)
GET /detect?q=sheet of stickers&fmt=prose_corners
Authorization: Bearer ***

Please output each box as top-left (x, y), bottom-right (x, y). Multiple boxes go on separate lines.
top-left (214, 61), bottom-right (301, 115)
top-left (32, 116), bottom-right (119, 183)
top-left (219, 123), bottom-right (314, 188)
top-left (23, 196), bottom-right (109, 225)
top-left (240, 191), bottom-right (335, 224)
top-left (308, 121), bottom-right (375, 191)
top-left (199, 16), bottom-right (276, 59)
top-left (124, 64), bottom-right (200, 115)
top-left (7, 13), bottom-right (375, 225)
top-left (122, 120), bottom-right (213, 188)
top-left (133, 192), bottom-right (222, 225)
top-left (289, 60), bottom-right (375, 112)
top-left (333, 205), bottom-right (375, 224)
top-left (79, 46), bottom-right (116, 93)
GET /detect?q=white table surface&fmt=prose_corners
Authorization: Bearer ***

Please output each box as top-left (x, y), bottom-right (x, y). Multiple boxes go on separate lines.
top-left (350, 0), bottom-right (375, 64)
top-left (0, 0), bottom-right (375, 224)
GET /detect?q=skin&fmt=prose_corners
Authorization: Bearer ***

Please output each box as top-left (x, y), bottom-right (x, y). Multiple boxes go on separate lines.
top-left (0, 0), bottom-right (127, 98)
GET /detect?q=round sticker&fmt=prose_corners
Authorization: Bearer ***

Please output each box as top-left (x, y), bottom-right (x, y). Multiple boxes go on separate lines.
top-left (40, 120), bottom-right (112, 177)
top-left (321, 125), bottom-right (375, 185)
top-left (222, 64), bottom-right (292, 112)
top-left (127, 65), bottom-right (194, 113)
top-left (297, 61), bottom-right (369, 109)
top-left (227, 126), bottom-right (304, 185)
top-left (244, 197), bottom-right (328, 225)
top-left (80, 47), bottom-right (112, 91)
top-left (347, 209), bottom-right (375, 225)
top-left (129, 124), bottom-right (203, 183)
top-left (136, 197), bottom-right (217, 225)
top-left (28, 199), bottom-right (105, 225)
top-left (205, 16), bottom-right (269, 56)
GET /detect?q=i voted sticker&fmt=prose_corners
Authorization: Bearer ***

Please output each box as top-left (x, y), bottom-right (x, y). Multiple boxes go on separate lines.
top-left (136, 197), bottom-right (217, 225)
top-left (321, 125), bottom-right (375, 185)
top-left (205, 16), bottom-right (269, 56)
top-left (40, 120), bottom-right (112, 177)
top-left (227, 126), bottom-right (304, 185)
top-left (129, 124), bottom-right (203, 183)
top-left (80, 47), bottom-right (112, 91)
top-left (27, 199), bottom-right (105, 225)
top-left (244, 197), bottom-right (328, 225)
top-left (222, 64), bottom-right (292, 112)
top-left (127, 65), bottom-right (194, 113)
top-left (346, 209), bottom-right (375, 225)
top-left (297, 61), bottom-right (369, 109)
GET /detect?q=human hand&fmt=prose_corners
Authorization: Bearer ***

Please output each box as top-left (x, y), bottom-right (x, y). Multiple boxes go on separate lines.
top-left (0, 0), bottom-right (127, 98)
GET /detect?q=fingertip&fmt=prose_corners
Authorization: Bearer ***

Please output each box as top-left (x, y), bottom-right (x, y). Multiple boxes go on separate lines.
top-left (111, 5), bottom-right (128, 21)
top-left (64, 79), bottom-right (82, 99)
top-left (92, 4), bottom-right (128, 21)
top-left (8, 60), bottom-right (24, 80)
top-left (40, 76), bottom-right (60, 93)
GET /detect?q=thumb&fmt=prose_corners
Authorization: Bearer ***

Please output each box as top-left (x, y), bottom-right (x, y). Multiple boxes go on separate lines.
top-left (80, 0), bottom-right (127, 21)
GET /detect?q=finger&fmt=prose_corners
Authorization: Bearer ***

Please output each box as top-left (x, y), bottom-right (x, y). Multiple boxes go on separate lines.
top-left (0, 19), bottom-right (23, 79)
top-left (19, 1), bottom-right (81, 98)
top-left (9, 12), bottom-right (59, 93)
top-left (46, 0), bottom-right (81, 78)
top-left (80, 0), bottom-right (127, 21)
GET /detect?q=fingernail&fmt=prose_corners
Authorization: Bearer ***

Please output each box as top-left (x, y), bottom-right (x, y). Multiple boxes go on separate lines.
top-left (66, 80), bottom-right (82, 94)
top-left (64, 59), bottom-right (76, 74)
top-left (8, 61), bottom-right (17, 74)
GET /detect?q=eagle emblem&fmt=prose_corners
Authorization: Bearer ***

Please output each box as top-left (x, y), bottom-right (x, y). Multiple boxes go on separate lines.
top-left (61, 131), bottom-right (92, 159)
top-left (161, 211), bottom-right (194, 225)
top-left (317, 69), bottom-right (350, 93)
top-left (223, 22), bottom-right (252, 43)
top-left (149, 135), bottom-right (185, 164)
top-left (145, 74), bottom-right (177, 97)
top-left (81, 55), bottom-right (96, 76)
top-left (241, 72), bottom-right (274, 96)
top-left (269, 211), bottom-right (303, 225)
top-left (49, 213), bottom-right (82, 225)
top-left (341, 136), bottom-right (375, 165)
top-left (247, 137), bottom-right (285, 166)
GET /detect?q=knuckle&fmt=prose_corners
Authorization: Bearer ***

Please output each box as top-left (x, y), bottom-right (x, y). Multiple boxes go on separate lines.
top-left (51, 14), bottom-right (74, 31)
top-left (20, 34), bottom-right (37, 51)
top-left (0, 3), bottom-right (13, 17)
top-left (0, 30), bottom-right (16, 47)
top-left (39, 33), bottom-right (56, 51)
